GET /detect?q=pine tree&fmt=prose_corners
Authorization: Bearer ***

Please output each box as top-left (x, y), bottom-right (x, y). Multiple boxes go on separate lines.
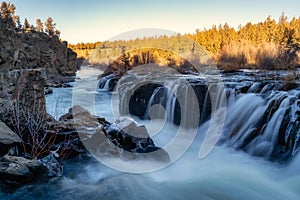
top-left (0, 1), bottom-right (17, 28)
top-left (24, 18), bottom-right (30, 29)
top-left (45, 17), bottom-right (55, 36)
top-left (55, 29), bottom-right (61, 37)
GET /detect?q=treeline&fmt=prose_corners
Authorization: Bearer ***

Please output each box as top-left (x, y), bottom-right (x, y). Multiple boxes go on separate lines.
top-left (0, 1), bottom-right (60, 36)
top-left (192, 13), bottom-right (300, 70)
top-left (69, 34), bottom-right (209, 65)
top-left (70, 14), bottom-right (300, 70)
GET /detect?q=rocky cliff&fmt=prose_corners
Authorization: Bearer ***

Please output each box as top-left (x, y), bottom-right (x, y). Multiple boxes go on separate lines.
top-left (0, 22), bottom-right (81, 84)
top-left (0, 13), bottom-right (82, 192)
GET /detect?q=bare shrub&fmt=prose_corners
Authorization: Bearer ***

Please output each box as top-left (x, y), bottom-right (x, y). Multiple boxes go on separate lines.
top-left (7, 95), bottom-right (57, 159)
top-left (217, 41), bottom-right (298, 70)
top-left (216, 41), bottom-right (257, 70)
top-left (256, 43), bottom-right (280, 69)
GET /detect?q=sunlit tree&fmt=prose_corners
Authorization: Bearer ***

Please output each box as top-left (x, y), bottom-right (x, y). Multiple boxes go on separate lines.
top-left (0, 1), bottom-right (18, 28)
top-left (36, 18), bottom-right (43, 32)
top-left (45, 17), bottom-right (56, 36)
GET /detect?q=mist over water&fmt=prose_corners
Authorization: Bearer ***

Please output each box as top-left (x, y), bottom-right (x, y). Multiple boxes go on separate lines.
top-left (2, 67), bottom-right (299, 200)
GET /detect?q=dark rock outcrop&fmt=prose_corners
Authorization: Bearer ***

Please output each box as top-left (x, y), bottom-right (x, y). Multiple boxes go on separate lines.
top-left (0, 69), bottom-right (49, 136)
top-left (128, 83), bottom-right (163, 117)
top-left (0, 26), bottom-right (81, 84)
top-left (104, 117), bottom-right (155, 153)
top-left (56, 106), bottom-right (170, 163)
top-left (0, 155), bottom-right (47, 193)
top-left (0, 20), bottom-right (82, 193)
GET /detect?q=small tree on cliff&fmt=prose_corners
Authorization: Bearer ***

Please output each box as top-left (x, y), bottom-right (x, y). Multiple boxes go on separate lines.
top-left (55, 29), bottom-right (61, 37)
top-left (0, 1), bottom-right (18, 28)
top-left (36, 18), bottom-right (43, 32)
top-left (24, 18), bottom-right (30, 29)
top-left (45, 17), bottom-right (56, 36)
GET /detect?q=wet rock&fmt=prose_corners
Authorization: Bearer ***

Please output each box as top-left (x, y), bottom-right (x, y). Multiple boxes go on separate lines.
top-left (44, 86), bottom-right (53, 95)
top-left (105, 117), bottom-right (155, 152)
top-left (238, 85), bottom-right (251, 93)
top-left (82, 117), bottom-right (170, 163)
top-left (40, 154), bottom-right (63, 177)
top-left (127, 80), bottom-right (211, 126)
top-left (0, 155), bottom-right (47, 193)
top-left (107, 117), bottom-right (170, 162)
top-left (128, 83), bottom-right (163, 117)
top-left (278, 82), bottom-right (299, 91)
top-left (247, 82), bottom-right (264, 93)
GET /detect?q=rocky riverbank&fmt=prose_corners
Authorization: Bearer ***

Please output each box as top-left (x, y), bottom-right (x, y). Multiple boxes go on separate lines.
top-left (0, 14), bottom-right (171, 192)
top-left (0, 13), bottom-right (76, 192)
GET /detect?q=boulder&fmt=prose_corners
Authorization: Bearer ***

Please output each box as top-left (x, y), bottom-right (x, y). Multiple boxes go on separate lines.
top-left (45, 106), bottom-right (106, 160)
top-left (0, 121), bottom-right (21, 145)
top-left (82, 117), bottom-right (170, 163)
top-left (0, 155), bottom-right (47, 193)
top-left (0, 121), bottom-right (21, 156)
top-left (59, 105), bottom-right (103, 128)
top-left (105, 117), bottom-right (155, 152)
top-left (40, 154), bottom-right (63, 177)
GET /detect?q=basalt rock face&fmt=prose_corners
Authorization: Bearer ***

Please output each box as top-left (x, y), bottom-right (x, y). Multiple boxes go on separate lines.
top-left (0, 26), bottom-right (81, 84)
top-left (0, 69), bottom-right (48, 135)
top-left (0, 21), bottom-right (81, 145)
top-left (128, 83), bottom-right (163, 117)
top-left (0, 24), bottom-right (82, 193)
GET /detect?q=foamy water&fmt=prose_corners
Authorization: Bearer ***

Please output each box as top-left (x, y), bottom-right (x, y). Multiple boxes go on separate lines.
top-left (2, 67), bottom-right (299, 200)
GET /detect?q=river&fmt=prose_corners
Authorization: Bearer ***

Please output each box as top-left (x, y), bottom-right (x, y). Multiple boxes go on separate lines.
top-left (1, 66), bottom-right (299, 200)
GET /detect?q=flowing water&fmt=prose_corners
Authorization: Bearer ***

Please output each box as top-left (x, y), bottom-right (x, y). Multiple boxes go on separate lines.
top-left (1, 67), bottom-right (300, 200)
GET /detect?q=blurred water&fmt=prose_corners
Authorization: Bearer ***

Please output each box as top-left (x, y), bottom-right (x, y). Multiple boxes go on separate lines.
top-left (2, 67), bottom-right (299, 200)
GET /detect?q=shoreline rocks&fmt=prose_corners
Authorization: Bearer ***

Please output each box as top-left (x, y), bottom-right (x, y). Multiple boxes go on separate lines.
top-left (0, 155), bottom-right (47, 193)
top-left (0, 21), bottom-right (82, 193)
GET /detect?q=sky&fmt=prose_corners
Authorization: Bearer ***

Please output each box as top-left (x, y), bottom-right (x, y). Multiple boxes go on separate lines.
top-left (8, 0), bottom-right (300, 44)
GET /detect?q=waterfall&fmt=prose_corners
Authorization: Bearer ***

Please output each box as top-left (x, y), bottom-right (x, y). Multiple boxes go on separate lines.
top-left (219, 89), bottom-right (300, 162)
top-left (116, 72), bottom-right (300, 162)
top-left (98, 74), bottom-right (117, 91)
top-left (144, 84), bottom-right (179, 124)
top-left (117, 74), bottom-right (205, 128)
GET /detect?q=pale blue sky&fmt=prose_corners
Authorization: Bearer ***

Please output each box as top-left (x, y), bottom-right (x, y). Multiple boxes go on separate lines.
top-left (8, 0), bottom-right (300, 43)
